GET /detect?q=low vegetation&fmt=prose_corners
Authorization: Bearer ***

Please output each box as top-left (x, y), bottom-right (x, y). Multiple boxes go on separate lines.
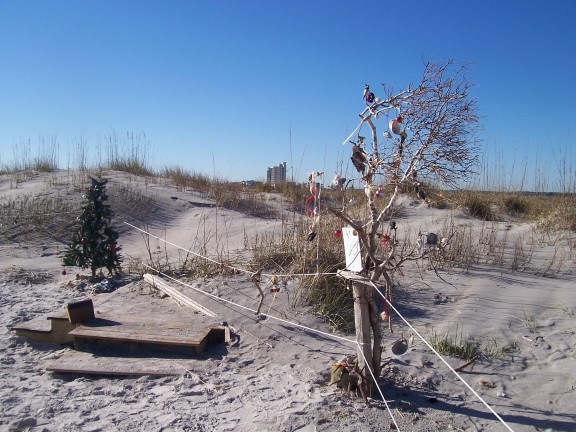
top-left (1, 138), bottom-right (574, 337)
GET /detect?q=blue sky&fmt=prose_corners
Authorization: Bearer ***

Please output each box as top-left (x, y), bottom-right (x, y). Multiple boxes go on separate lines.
top-left (1, 1), bottom-right (574, 190)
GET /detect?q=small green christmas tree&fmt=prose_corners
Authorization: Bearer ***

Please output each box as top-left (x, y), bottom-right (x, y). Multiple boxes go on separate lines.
top-left (63, 177), bottom-right (122, 277)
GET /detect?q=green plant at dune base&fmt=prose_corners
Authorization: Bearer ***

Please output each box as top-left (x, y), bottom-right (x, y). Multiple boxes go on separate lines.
top-left (429, 329), bottom-right (480, 361)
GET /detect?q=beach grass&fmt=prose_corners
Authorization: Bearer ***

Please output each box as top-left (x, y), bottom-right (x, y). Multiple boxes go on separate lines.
top-left (1, 137), bottom-right (575, 332)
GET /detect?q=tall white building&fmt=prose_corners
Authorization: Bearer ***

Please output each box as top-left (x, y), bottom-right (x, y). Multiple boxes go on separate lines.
top-left (267, 162), bottom-right (287, 186)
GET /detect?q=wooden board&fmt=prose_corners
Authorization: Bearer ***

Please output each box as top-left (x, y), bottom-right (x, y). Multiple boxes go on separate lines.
top-left (69, 318), bottom-right (211, 347)
top-left (12, 315), bottom-right (52, 333)
top-left (143, 273), bottom-right (217, 318)
top-left (45, 350), bottom-right (198, 376)
top-left (12, 315), bottom-right (76, 344)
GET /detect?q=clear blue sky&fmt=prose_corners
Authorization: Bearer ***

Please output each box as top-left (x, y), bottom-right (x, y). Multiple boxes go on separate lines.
top-left (1, 1), bottom-right (574, 190)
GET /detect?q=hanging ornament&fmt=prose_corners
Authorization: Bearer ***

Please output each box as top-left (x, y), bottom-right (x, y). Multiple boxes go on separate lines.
top-left (270, 275), bottom-right (280, 293)
top-left (389, 116), bottom-right (403, 135)
top-left (334, 229), bottom-right (342, 238)
top-left (304, 195), bottom-right (315, 218)
top-left (363, 84), bottom-right (375, 104)
top-left (375, 185), bottom-right (384, 198)
top-left (380, 233), bottom-right (390, 245)
top-left (81, 237), bottom-right (88, 245)
top-left (331, 173), bottom-right (346, 189)
top-left (351, 144), bottom-right (368, 173)
top-left (400, 130), bottom-right (408, 144)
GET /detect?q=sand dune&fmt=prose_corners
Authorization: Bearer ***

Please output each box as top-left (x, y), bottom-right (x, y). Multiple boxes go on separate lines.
top-left (1, 170), bottom-right (575, 431)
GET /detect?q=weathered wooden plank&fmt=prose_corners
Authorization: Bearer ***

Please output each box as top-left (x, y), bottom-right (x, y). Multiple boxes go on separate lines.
top-left (143, 273), bottom-right (217, 318)
top-left (69, 320), bottom-right (210, 346)
top-left (12, 315), bottom-right (52, 333)
top-left (45, 350), bottom-right (198, 376)
top-left (12, 315), bottom-right (77, 344)
top-left (337, 269), bottom-right (375, 286)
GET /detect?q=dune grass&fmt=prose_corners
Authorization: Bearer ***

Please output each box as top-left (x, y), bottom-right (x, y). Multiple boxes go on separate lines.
top-left (1, 136), bottom-right (575, 332)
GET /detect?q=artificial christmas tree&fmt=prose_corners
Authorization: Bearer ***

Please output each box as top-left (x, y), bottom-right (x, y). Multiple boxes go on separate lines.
top-left (63, 177), bottom-right (122, 277)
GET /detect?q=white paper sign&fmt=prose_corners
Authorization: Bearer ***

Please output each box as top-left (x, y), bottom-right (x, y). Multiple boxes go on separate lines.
top-left (342, 227), bottom-right (363, 272)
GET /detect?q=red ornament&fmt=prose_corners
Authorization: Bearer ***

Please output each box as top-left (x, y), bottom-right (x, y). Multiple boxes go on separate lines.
top-left (381, 234), bottom-right (390, 244)
top-left (334, 229), bottom-right (342, 238)
top-left (270, 286), bottom-right (280, 293)
top-left (389, 116), bottom-right (404, 135)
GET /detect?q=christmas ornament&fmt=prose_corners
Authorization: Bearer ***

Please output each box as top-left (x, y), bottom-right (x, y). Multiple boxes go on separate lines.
top-left (331, 173), bottom-right (346, 189)
top-left (426, 233), bottom-right (438, 245)
top-left (391, 337), bottom-right (409, 356)
top-left (351, 144), bottom-right (368, 173)
top-left (61, 269), bottom-right (67, 275)
top-left (389, 116), bottom-right (403, 135)
top-left (418, 189), bottom-right (426, 200)
top-left (363, 84), bottom-right (375, 104)
top-left (334, 229), bottom-right (342, 238)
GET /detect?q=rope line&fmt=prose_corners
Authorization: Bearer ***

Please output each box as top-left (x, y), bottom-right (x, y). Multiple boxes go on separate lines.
top-left (368, 280), bottom-right (515, 432)
top-left (355, 340), bottom-right (400, 431)
top-left (123, 221), bottom-right (338, 279)
top-left (125, 222), bottom-right (512, 430)
top-left (138, 261), bottom-right (357, 346)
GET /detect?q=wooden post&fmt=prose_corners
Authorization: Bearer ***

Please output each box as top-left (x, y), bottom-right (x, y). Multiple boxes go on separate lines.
top-left (339, 270), bottom-right (382, 397)
top-left (352, 280), bottom-right (374, 395)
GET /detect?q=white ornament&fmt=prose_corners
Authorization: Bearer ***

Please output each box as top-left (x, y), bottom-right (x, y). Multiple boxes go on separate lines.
top-left (389, 116), bottom-right (404, 135)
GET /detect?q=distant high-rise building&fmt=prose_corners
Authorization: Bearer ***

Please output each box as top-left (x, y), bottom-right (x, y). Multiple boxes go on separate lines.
top-left (267, 162), bottom-right (287, 186)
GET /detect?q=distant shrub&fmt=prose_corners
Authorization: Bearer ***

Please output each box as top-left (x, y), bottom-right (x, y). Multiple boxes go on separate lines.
top-left (463, 193), bottom-right (496, 221)
top-left (503, 195), bottom-right (529, 216)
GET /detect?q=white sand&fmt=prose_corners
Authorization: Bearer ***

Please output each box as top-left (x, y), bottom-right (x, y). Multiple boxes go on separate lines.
top-left (1, 171), bottom-right (575, 432)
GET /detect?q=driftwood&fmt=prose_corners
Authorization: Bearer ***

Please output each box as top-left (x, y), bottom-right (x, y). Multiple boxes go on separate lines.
top-left (251, 269), bottom-right (264, 315)
top-left (143, 273), bottom-right (217, 318)
top-left (454, 356), bottom-right (477, 372)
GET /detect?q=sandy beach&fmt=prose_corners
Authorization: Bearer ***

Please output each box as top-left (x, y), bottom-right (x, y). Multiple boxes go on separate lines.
top-left (1, 170), bottom-right (575, 432)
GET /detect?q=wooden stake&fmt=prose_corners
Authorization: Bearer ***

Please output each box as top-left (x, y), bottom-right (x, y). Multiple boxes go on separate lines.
top-left (352, 280), bottom-right (374, 395)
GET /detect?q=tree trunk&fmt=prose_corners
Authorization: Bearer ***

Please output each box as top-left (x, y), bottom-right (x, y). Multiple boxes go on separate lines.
top-left (353, 281), bottom-right (375, 395)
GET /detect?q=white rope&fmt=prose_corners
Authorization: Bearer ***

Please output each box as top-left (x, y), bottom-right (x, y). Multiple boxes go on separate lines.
top-left (123, 221), bottom-right (337, 278)
top-left (125, 223), bottom-right (512, 430)
top-left (138, 261), bottom-right (357, 346)
top-left (355, 340), bottom-right (400, 431)
top-left (368, 280), bottom-right (515, 432)
top-left (341, 119), bottom-right (365, 146)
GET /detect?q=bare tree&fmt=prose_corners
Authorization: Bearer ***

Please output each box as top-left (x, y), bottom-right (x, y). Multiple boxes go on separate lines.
top-left (328, 60), bottom-right (481, 390)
